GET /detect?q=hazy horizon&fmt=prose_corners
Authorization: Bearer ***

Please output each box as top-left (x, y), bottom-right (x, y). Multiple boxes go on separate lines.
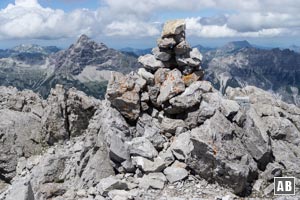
top-left (0, 37), bottom-right (298, 51)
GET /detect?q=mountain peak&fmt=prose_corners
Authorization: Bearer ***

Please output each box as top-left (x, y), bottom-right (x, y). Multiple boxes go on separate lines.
top-left (12, 44), bottom-right (60, 54)
top-left (224, 40), bottom-right (252, 49)
top-left (218, 40), bottom-right (252, 53)
top-left (76, 34), bottom-right (91, 43)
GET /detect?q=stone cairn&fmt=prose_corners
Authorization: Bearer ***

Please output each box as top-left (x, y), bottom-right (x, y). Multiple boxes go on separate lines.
top-left (105, 20), bottom-right (255, 196)
top-left (107, 19), bottom-right (205, 122)
top-left (105, 19), bottom-right (220, 191)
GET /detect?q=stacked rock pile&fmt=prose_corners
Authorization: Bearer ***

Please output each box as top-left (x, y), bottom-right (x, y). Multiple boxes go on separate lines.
top-left (105, 19), bottom-right (254, 196)
top-left (107, 19), bottom-right (205, 122)
top-left (139, 19), bottom-right (203, 80)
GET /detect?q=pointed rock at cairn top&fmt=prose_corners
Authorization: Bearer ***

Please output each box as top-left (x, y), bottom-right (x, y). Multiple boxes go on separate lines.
top-left (161, 19), bottom-right (186, 37)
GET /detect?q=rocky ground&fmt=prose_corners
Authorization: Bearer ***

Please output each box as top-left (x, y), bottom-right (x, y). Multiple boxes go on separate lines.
top-left (1, 20), bottom-right (300, 200)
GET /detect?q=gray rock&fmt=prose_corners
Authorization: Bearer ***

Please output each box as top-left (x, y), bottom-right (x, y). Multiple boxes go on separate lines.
top-left (260, 162), bottom-right (282, 181)
top-left (147, 85), bottom-right (160, 106)
top-left (121, 160), bottom-right (136, 173)
top-left (271, 139), bottom-right (300, 179)
top-left (77, 136), bottom-right (114, 189)
top-left (144, 126), bottom-right (166, 150)
top-left (97, 176), bottom-right (128, 196)
top-left (154, 68), bottom-right (170, 86)
top-left (163, 166), bottom-right (188, 183)
top-left (106, 72), bottom-right (141, 121)
top-left (132, 156), bottom-right (166, 173)
top-left (141, 92), bottom-right (149, 102)
top-left (94, 196), bottom-right (106, 200)
top-left (189, 48), bottom-right (203, 61)
top-left (252, 179), bottom-right (265, 192)
top-left (152, 47), bottom-right (171, 61)
top-left (171, 160), bottom-right (187, 169)
top-left (12, 127), bottom-right (114, 199)
top-left (176, 56), bottom-right (201, 67)
top-left (174, 41), bottom-right (191, 55)
top-left (138, 54), bottom-right (165, 72)
top-left (76, 189), bottom-right (87, 198)
top-left (170, 132), bottom-right (193, 161)
top-left (98, 101), bottom-right (131, 143)
top-left (264, 116), bottom-right (300, 145)
top-left (108, 190), bottom-right (133, 200)
top-left (157, 38), bottom-right (177, 49)
top-left (141, 102), bottom-right (149, 111)
top-left (220, 99), bottom-right (240, 118)
top-left (161, 117), bottom-right (187, 134)
top-left (157, 69), bottom-right (185, 104)
top-left (161, 19), bottom-right (186, 37)
top-left (136, 113), bottom-right (152, 135)
top-left (4, 179), bottom-right (34, 200)
top-left (197, 81), bottom-right (214, 93)
top-left (135, 114), bottom-right (166, 149)
top-left (182, 71), bottom-right (204, 86)
top-left (167, 81), bottom-right (205, 113)
top-left (0, 88), bottom-right (45, 116)
top-left (203, 92), bottom-right (241, 120)
top-left (198, 100), bottom-right (216, 121)
top-left (138, 68), bottom-right (154, 84)
top-left (158, 148), bottom-right (175, 167)
top-left (242, 111), bottom-right (273, 170)
top-left (0, 109), bottom-right (43, 182)
top-left (175, 126), bottom-right (188, 136)
top-left (106, 72), bottom-right (134, 99)
top-left (174, 31), bottom-right (185, 43)
top-left (184, 101), bottom-right (216, 129)
top-left (188, 111), bottom-right (258, 195)
top-left (67, 88), bottom-right (99, 137)
top-left (42, 85), bottom-right (69, 145)
top-left (181, 66), bottom-right (194, 76)
top-left (127, 137), bottom-right (158, 159)
top-left (139, 173), bottom-right (167, 190)
top-left (109, 135), bottom-right (130, 163)
top-left (141, 92), bottom-right (150, 111)
top-left (232, 111), bottom-right (246, 126)
top-left (263, 183), bottom-right (274, 196)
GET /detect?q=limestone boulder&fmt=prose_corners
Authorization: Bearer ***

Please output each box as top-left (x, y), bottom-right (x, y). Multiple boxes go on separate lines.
top-left (161, 19), bottom-right (186, 37)
top-left (152, 47), bottom-right (171, 62)
top-left (157, 69), bottom-right (185, 105)
top-left (106, 72), bottom-right (141, 121)
top-left (138, 54), bottom-right (165, 72)
top-left (187, 111), bottom-right (258, 195)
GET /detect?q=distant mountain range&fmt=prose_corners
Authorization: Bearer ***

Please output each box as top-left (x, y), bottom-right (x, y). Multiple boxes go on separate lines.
top-left (0, 35), bottom-right (140, 98)
top-left (202, 41), bottom-right (300, 106)
top-left (288, 45), bottom-right (300, 53)
top-left (120, 47), bottom-right (152, 57)
top-left (0, 38), bottom-right (299, 105)
top-left (0, 44), bottom-right (60, 59)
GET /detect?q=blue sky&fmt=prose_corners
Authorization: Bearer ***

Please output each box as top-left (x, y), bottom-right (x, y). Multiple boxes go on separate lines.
top-left (0, 0), bottom-right (300, 49)
top-left (0, 0), bottom-right (98, 11)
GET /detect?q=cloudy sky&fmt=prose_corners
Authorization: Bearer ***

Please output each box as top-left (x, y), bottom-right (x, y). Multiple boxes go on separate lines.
top-left (0, 0), bottom-right (300, 49)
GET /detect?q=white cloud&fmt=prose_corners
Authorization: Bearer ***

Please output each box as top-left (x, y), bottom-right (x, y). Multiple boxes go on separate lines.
top-left (0, 0), bottom-right (97, 40)
top-left (104, 21), bottom-right (159, 37)
top-left (15, 0), bottom-right (40, 7)
top-left (0, 0), bottom-right (300, 41)
top-left (186, 17), bottom-right (289, 38)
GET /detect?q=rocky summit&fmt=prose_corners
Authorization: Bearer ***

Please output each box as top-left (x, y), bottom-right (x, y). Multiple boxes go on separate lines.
top-left (1, 19), bottom-right (300, 200)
